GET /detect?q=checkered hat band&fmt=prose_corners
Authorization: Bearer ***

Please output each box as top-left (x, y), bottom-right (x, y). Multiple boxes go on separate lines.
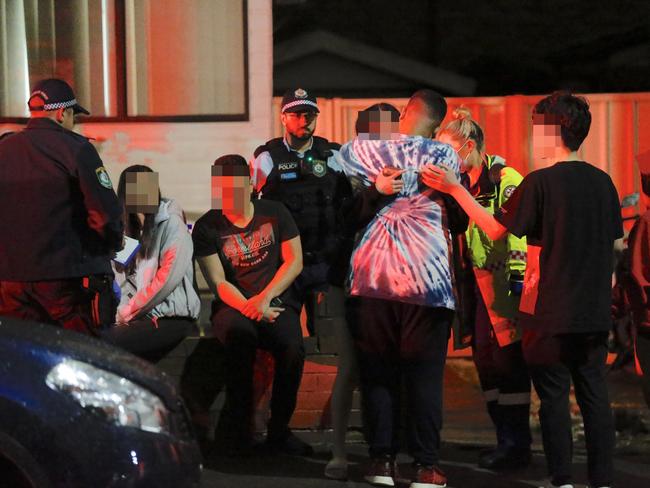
top-left (43, 99), bottom-right (77, 111)
top-left (281, 100), bottom-right (319, 113)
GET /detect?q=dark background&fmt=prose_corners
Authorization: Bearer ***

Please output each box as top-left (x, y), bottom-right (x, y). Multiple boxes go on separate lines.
top-left (273, 0), bottom-right (650, 97)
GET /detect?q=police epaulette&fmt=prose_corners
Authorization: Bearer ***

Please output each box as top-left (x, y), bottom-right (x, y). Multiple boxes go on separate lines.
top-left (68, 130), bottom-right (93, 142)
top-left (312, 136), bottom-right (340, 157)
top-left (254, 137), bottom-right (283, 158)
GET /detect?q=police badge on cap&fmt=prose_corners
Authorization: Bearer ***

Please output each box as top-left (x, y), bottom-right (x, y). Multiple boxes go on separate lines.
top-left (281, 88), bottom-right (319, 114)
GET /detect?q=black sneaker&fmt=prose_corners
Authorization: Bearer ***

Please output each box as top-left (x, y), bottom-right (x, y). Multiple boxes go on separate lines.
top-left (478, 447), bottom-right (532, 470)
top-left (266, 431), bottom-right (314, 456)
top-left (364, 455), bottom-right (398, 487)
top-left (215, 437), bottom-right (263, 457)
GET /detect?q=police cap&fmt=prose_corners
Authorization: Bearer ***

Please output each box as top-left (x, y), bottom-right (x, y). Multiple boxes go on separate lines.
top-left (281, 88), bottom-right (319, 114)
top-left (28, 78), bottom-right (90, 115)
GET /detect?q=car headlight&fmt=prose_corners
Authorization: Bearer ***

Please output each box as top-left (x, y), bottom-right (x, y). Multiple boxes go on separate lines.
top-left (46, 358), bottom-right (169, 435)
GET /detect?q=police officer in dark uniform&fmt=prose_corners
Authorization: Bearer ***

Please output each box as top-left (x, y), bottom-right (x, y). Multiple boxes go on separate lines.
top-left (251, 88), bottom-right (351, 335)
top-left (0, 78), bottom-right (123, 334)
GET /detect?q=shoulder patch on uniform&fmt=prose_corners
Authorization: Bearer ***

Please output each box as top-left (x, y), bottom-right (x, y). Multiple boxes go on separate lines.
top-left (503, 185), bottom-right (517, 199)
top-left (96, 166), bottom-right (113, 189)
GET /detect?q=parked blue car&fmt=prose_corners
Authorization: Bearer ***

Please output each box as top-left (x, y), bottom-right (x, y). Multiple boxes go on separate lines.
top-left (0, 316), bottom-right (202, 487)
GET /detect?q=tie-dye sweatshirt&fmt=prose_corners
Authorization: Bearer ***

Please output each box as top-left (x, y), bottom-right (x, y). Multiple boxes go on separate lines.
top-left (338, 135), bottom-right (461, 309)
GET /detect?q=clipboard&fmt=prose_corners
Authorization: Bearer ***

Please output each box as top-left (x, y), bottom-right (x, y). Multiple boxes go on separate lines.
top-left (113, 236), bottom-right (140, 266)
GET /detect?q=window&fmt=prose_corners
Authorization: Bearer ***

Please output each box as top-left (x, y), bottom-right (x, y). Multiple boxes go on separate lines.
top-left (0, 0), bottom-right (248, 121)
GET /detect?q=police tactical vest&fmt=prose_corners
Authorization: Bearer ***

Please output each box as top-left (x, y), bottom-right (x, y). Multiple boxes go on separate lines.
top-left (254, 136), bottom-right (342, 264)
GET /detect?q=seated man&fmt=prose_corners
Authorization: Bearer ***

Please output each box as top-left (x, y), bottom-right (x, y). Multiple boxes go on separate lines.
top-left (191, 154), bottom-right (310, 456)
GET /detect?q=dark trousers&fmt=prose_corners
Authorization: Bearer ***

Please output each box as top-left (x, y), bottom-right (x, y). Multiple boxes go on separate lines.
top-left (522, 330), bottom-right (614, 487)
top-left (101, 317), bottom-right (194, 362)
top-left (472, 293), bottom-right (531, 450)
top-left (347, 296), bottom-right (452, 466)
top-left (636, 328), bottom-right (650, 409)
top-left (212, 305), bottom-right (304, 444)
top-left (0, 279), bottom-right (96, 335)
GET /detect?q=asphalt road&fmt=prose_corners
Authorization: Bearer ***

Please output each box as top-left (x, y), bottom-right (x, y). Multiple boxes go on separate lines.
top-left (200, 441), bottom-right (650, 488)
top-left (199, 360), bottom-right (650, 487)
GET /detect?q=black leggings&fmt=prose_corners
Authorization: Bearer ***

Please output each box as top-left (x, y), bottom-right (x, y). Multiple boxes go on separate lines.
top-left (101, 316), bottom-right (194, 362)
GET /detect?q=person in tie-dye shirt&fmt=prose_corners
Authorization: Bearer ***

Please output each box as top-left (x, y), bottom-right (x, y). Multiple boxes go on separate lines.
top-left (337, 90), bottom-right (466, 488)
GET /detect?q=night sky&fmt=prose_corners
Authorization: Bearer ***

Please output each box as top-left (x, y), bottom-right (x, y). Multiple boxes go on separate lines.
top-left (273, 0), bottom-right (650, 96)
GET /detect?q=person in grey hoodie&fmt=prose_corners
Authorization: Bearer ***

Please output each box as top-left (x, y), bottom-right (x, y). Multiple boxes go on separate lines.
top-left (102, 165), bottom-right (201, 362)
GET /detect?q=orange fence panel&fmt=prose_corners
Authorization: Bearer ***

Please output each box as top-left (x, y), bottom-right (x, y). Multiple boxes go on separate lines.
top-left (274, 92), bottom-right (650, 210)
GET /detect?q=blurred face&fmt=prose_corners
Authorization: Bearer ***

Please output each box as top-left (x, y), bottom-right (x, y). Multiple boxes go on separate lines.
top-left (437, 132), bottom-right (475, 171)
top-left (358, 111), bottom-right (399, 140)
top-left (125, 172), bottom-right (159, 213)
top-left (532, 115), bottom-right (563, 163)
top-left (211, 167), bottom-right (251, 213)
top-left (281, 110), bottom-right (318, 140)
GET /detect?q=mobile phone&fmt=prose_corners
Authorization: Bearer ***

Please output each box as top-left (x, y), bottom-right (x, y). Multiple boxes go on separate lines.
top-left (270, 297), bottom-right (283, 307)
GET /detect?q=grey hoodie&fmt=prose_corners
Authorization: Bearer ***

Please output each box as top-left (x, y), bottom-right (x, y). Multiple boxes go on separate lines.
top-left (115, 198), bottom-right (200, 322)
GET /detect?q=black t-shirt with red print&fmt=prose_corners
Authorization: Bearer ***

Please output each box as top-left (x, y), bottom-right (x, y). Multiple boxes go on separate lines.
top-left (193, 199), bottom-right (300, 309)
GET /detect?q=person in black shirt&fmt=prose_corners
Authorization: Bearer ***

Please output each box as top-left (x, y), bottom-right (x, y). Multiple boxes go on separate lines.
top-left (423, 92), bottom-right (621, 488)
top-left (191, 154), bottom-right (311, 456)
top-left (0, 78), bottom-right (122, 334)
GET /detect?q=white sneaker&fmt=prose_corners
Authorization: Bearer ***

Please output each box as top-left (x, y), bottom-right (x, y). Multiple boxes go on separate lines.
top-left (364, 456), bottom-right (397, 487)
top-left (538, 483), bottom-right (574, 488)
top-left (324, 458), bottom-right (348, 480)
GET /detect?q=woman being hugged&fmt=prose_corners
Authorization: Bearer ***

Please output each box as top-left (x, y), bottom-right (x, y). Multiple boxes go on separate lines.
top-left (437, 107), bottom-right (532, 470)
top-left (104, 164), bottom-right (200, 362)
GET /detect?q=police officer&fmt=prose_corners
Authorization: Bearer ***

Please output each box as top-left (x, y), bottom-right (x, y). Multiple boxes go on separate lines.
top-left (250, 88), bottom-right (351, 335)
top-left (0, 78), bottom-right (123, 334)
top-left (436, 107), bottom-right (532, 470)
